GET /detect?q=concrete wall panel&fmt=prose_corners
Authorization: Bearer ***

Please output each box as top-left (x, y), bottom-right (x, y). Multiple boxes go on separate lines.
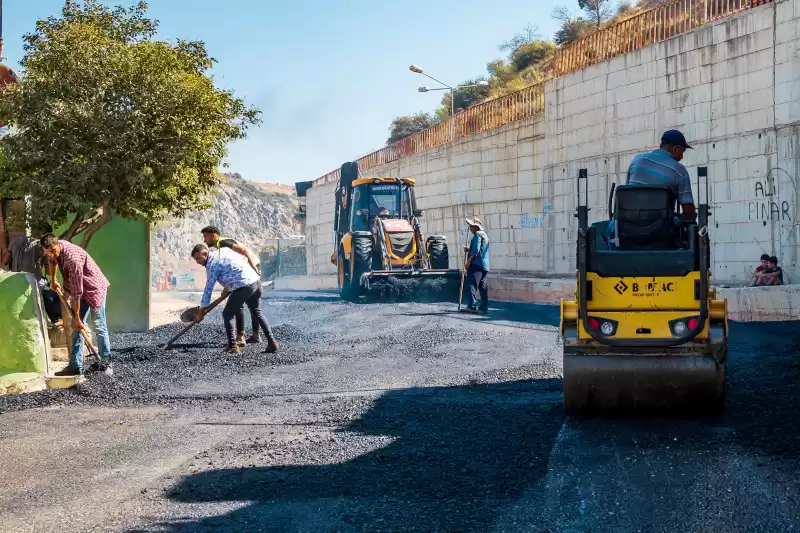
top-left (305, 0), bottom-right (800, 284)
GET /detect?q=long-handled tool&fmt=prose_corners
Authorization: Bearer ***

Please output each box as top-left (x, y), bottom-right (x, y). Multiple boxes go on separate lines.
top-left (457, 228), bottom-right (470, 311)
top-left (53, 287), bottom-right (100, 361)
top-left (163, 292), bottom-right (229, 349)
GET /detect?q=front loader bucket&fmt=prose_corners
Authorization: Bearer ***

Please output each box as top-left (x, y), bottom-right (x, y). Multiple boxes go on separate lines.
top-left (365, 269), bottom-right (462, 280)
top-left (361, 269), bottom-right (463, 303)
top-left (563, 345), bottom-right (726, 415)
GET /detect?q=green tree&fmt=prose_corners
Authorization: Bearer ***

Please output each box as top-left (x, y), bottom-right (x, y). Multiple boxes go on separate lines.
top-left (509, 41), bottom-right (557, 72)
top-left (498, 23), bottom-right (541, 53)
top-left (0, 0), bottom-right (260, 248)
top-left (552, 6), bottom-right (596, 45)
top-left (387, 112), bottom-right (438, 145)
top-left (578, 0), bottom-right (613, 27)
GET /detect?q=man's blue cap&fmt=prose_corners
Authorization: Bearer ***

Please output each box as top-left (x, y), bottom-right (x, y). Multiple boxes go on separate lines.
top-left (661, 130), bottom-right (692, 149)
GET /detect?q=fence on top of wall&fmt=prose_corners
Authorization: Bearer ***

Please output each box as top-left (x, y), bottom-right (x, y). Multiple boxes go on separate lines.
top-left (313, 0), bottom-right (774, 187)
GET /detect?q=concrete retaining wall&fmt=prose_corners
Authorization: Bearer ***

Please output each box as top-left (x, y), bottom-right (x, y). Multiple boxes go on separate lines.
top-left (305, 0), bottom-right (800, 286)
top-left (719, 284), bottom-right (800, 321)
top-left (0, 272), bottom-right (49, 394)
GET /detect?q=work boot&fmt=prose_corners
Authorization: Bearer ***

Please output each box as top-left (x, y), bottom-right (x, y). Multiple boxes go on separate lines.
top-left (224, 344), bottom-right (241, 354)
top-left (264, 339), bottom-right (279, 354)
top-left (461, 307), bottom-right (478, 314)
top-left (54, 367), bottom-right (83, 377)
top-left (246, 333), bottom-right (261, 344)
top-left (236, 333), bottom-right (247, 347)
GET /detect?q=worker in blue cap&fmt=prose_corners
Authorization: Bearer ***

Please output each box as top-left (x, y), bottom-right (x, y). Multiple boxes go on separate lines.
top-left (608, 130), bottom-right (696, 246)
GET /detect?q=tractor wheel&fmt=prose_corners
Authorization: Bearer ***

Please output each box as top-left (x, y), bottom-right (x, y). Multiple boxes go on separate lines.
top-left (350, 232), bottom-right (373, 297)
top-left (338, 248), bottom-right (356, 301)
top-left (428, 237), bottom-right (449, 270)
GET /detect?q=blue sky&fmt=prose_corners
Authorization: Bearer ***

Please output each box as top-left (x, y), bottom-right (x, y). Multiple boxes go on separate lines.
top-left (5, 0), bottom-right (565, 185)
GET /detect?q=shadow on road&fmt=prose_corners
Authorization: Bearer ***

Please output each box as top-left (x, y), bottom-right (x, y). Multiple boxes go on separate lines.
top-left (141, 319), bottom-right (800, 532)
top-left (152, 378), bottom-right (565, 532)
top-left (399, 301), bottom-right (561, 328)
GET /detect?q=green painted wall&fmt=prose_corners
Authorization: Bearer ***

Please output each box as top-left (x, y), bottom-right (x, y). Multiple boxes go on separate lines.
top-left (77, 217), bottom-right (150, 333)
top-left (56, 216), bottom-right (151, 333)
top-left (0, 272), bottom-right (47, 374)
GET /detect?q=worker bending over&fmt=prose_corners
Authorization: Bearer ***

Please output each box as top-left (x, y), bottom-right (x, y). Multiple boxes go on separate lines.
top-left (201, 226), bottom-right (264, 344)
top-left (191, 244), bottom-right (278, 355)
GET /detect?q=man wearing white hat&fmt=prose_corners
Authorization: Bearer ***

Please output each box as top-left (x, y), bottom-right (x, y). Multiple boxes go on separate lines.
top-left (463, 217), bottom-right (490, 314)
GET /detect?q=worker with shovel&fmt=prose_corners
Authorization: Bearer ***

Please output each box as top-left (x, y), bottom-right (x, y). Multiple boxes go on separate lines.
top-left (191, 244), bottom-right (278, 354)
top-left (462, 217), bottom-right (490, 314)
top-left (40, 234), bottom-right (112, 376)
top-left (200, 226), bottom-right (263, 344)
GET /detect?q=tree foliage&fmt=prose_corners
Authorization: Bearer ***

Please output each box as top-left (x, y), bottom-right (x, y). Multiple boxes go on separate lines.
top-left (0, 0), bottom-right (260, 247)
top-left (387, 112), bottom-right (438, 145)
top-left (387, 1), bottom-right (654, 144)
top-left (578, 0), bottom-right (614, 27)
top-left (498, 24), bottom-right (541, 52)
top-left (552, 6), bottom-right (596, 45)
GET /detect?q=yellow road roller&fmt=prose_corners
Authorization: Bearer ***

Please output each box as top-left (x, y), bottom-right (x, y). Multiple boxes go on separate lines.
top-left (560, 167), bottom-right (728, 414)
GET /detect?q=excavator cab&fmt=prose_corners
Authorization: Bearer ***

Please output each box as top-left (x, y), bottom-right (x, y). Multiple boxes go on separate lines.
top-left (560, 167), bottom-right (728, 414)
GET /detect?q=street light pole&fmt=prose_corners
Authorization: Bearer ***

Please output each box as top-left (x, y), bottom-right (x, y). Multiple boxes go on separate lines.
top-left (410, 65), bottom-right (488, 143)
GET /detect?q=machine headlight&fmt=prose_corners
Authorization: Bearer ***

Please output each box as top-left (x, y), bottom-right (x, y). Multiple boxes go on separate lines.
top-left (600, 322), bottom-right (614, 335)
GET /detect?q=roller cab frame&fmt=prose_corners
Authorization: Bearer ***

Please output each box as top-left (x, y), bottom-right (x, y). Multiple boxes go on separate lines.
top-left (560, 167), bottom-right (728, 414)
top-left (330, 162), bottom-right (460, 300)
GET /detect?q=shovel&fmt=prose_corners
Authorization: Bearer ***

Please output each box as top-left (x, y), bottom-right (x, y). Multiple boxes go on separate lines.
top-left (53, 287), bottom-right (100, 361)
top-left (163, 292), bottom-right (229, 349)
top-left (458, 229), bottom-right (470, 311)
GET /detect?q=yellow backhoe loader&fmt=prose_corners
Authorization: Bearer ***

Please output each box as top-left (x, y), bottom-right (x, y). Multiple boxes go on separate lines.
top-left (330, 162), bottom-right (460, 300)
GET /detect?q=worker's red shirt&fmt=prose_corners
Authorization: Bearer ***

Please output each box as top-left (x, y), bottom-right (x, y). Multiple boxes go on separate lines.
top-left (57, 240), bottom-right (110, 312)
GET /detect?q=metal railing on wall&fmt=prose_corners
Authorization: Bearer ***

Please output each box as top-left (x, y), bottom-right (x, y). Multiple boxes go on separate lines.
top-left (313, 0), bottom-right (773, 186)
top-left (552, 0), bottom-right (772, 76)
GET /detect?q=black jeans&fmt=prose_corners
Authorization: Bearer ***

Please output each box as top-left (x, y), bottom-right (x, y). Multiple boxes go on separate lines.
top-left (222, 282), bottom-right (274, 346)
top-left (468, 267), bottom-right (489, 311)
top-left (41, 288), bottom-right (62, 324)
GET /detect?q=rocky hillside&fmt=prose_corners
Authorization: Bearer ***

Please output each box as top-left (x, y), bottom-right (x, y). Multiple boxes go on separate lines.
top-left (150, 174), bottom-right (303, 283)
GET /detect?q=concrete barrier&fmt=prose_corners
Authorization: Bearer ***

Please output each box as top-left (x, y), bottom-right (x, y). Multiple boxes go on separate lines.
top-left (0, 272), bottom-right (50, 394)
top-left (718, 284), bottom-right (800, 322)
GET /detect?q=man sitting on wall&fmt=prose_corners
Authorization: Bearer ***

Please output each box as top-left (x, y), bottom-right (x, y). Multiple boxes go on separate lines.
top-left (753, 256), bottom-right (784, 286)
top-left (751, 254), bottom-right (771, 286)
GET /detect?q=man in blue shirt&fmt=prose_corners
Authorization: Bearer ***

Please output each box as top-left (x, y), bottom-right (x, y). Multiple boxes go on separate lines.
top-left (608, 130), bottom-right (696, 246)
top-left (192, 245), bottom-right (278, 354)
top-left (462, 217), bottom-right (490, 314)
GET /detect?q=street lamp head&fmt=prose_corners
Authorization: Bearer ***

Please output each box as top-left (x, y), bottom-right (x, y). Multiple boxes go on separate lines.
top-left (418, 86), bottom-right (430, 92)
top-left (409, 64), bottom-right (423, 74)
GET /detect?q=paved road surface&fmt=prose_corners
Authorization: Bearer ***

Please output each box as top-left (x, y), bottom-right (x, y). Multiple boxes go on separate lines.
top-left (1, 290), bottom-right (799, 532)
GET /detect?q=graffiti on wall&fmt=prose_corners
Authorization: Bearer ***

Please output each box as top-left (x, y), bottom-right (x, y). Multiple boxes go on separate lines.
top-left (519, 202), bottom-right (553, 228)
top-left (520, 215), bottom-right (545, 228)
top-left (748, 179), bottom-right (792, 222)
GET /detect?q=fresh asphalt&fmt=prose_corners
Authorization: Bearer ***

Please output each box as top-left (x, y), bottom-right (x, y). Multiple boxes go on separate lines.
top-left (0, 290), bottom-right (798, 532)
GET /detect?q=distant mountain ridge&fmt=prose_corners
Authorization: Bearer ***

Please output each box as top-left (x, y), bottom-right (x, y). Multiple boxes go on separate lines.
top-left (150, 174), bottom-right (303, 282)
